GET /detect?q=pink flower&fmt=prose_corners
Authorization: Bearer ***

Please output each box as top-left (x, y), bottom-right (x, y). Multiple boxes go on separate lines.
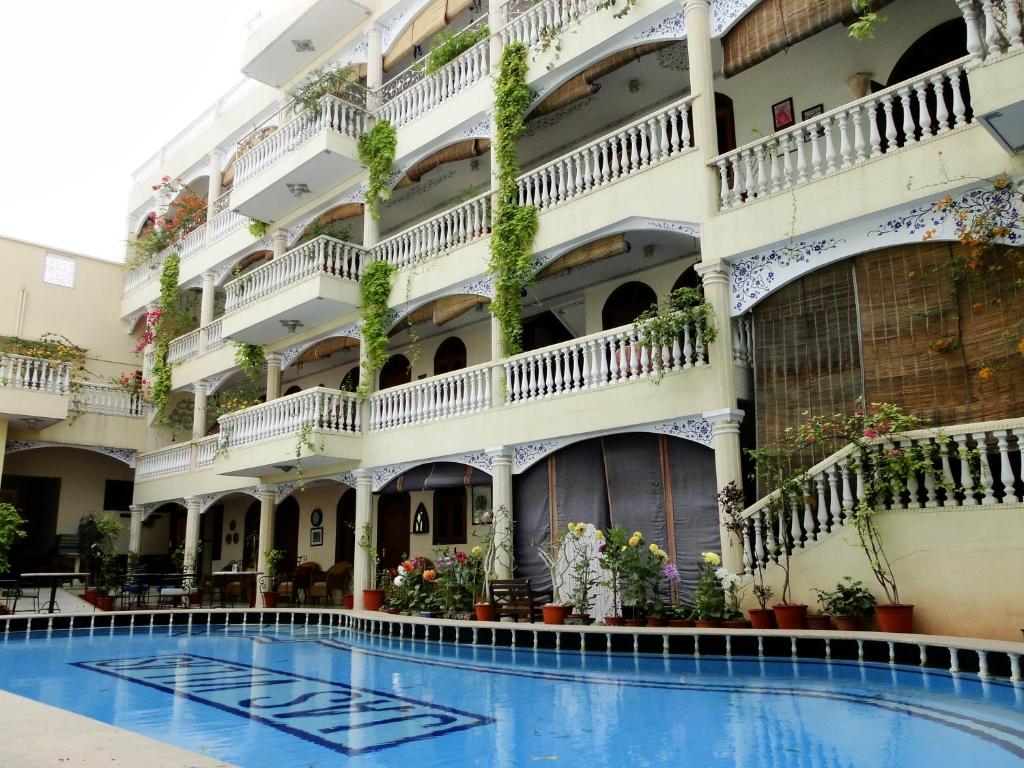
top-left (863, 427), bottom-right (878, 439)
top-left (888, 449), bottom-right (903, 457)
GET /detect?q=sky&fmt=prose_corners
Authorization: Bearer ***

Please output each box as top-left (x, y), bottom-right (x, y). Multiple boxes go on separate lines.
top-left (0, 1), bottom-right (273, 262)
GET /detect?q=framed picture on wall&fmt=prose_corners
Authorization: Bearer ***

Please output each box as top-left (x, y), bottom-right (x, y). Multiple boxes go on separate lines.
top-left (772, 97), bottom-right (796, 131)
top-left (472, 486), bottom-right (492, 525)
top-left (310, 527), bottom-right (324, 547)
top-left (801, 103), bottom-right (824, 122)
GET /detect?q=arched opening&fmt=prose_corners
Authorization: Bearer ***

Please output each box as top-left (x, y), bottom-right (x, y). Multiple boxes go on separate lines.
top-left (283, 385), bottom-right (302, 396)
top-left (339, 366), bottom-right (360, 393)
top-left (335, 488), bottom-right (356, 564)
top-left (379, 354), bottom-right (412, 390)
top-left (433, 336), bottom-right (467, 375)
top-left (521, 311), bottom-right (575, 353)
top-left (715, 93), bottom-right (737, 154)
top-left (376, 492), bottom-right (410, 569)
top-left (274, 496), bottom-right (300, 572)
top-left (601, 281), bottom-right (657, 330)
top-left (672, 266), bottom-right (701, 293)
top-left (242, 500), bottom-right (260, 570)
top-left (513, 433), bottom-right (718, 599)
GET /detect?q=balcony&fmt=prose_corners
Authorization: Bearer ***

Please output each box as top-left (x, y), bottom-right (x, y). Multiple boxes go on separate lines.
top-left (71, 383), bottom-right (146, 418)
top-left (215, 387), bottom-right (362, 476)
top-left (241, 0), bottom-right (372, 87)
top-left (0, 353), bottom-right (70, 425)
top-left (230, 95), bottom-right (367, 223)
top-left (221, 236), bottom-right (363, 345)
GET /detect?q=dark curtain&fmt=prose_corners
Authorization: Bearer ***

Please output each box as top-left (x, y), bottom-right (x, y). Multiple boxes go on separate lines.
top-left (667, 437), bottom-right (719, 597)
top-left (379, 462), bottom-right (490, 494)
top-left (601, 433), bottom-right (667, 549)
top-left (512, 458), bottom-right (553, 592)
top-left (553, 440), bottom-right (610, 533)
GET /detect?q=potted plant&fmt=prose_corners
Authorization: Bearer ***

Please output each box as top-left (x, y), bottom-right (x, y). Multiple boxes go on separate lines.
top-left (261, 548), bottom-right (286, 607)
top-left (78, 512), bottom-right (124, 604)
top-left (690, 552), bottom-right (724, 627)
top-left (597, 526), bottom-right (628, 625)
top-left (718, 482), bottom-right (775, 628)
top-left (0, 503), bottom-right (26, 583)
top-left (717, 566), bottom-right (751, 628)
top-left (563, 522), bottom-right (597, 625)
top-left (619, 531), bottom-right (665, 625)
top-left (358, 521), bottom-right (385, 611)
top-left (536, 537), bottom-right (569, 625)
top-left (815, 577), bottom-right (877, 631)
top-left (666, 602), bottom-right (694, 628)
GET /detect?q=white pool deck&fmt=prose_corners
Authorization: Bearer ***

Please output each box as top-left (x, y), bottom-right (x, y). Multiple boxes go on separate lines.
top-left (0, 690), bottom-right (237, 767)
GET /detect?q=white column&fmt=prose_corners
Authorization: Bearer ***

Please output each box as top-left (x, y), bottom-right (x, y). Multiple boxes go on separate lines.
top-left (205, 149), bottom-right (223, 226)
top-left (255, 484), bottom-right (277, 608)
top-left (128, 505), bottom-right (143, 556)
top-left (124, 213), bottom-right (140, 264)
top-left (683, 0), bottom-right (720, 216)
top-left (696, 262), bottom-right (736, 406)
top-left (352, 468), bottom-right (374, 609)
top-left (489, 0), bottom-right (508, 67)
top-left (183, 496), bottom-right (202, 576)
top-left (199, 271), bottom-right (216, 327)
top-left (272, 229), bottom-right (288, 258)
top-left (192, 380), bottom-right (208, 440)
top-left (265, 352), bottom-right (282, 401)
top-left (486, 447), bottom-right (514, 578)
top-left (704, 408), bottom-right (745, 573)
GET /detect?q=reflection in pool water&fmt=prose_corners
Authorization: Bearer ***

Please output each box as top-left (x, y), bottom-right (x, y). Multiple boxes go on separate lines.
top-left (0, 624), bottom-right (1022, 767)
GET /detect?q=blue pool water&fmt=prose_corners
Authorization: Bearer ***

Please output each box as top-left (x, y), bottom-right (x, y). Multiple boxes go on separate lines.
top-left (0, 624), bottom-right (1022, 767)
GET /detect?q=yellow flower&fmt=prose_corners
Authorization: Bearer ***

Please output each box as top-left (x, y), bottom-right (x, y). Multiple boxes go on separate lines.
top-left (593, 530), bottom-right (604, 540)
top-left (567, 521), bottom-right (575, 531)
top-left (702, 552), bottom-right (721, 566)
top-left (649, 543), bottom-right (658, 554)
top-left (471, 545), bottom-right (482, 557)
top-left (657, 548), bottom-right (668, 562)
top-left (628, 534), bottom-right (642, 548)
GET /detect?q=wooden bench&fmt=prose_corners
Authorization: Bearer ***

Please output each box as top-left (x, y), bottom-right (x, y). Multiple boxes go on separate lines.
top-left (489, 578), bottom-right (550, 622)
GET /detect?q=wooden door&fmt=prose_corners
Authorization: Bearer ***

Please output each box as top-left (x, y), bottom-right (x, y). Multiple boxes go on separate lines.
top-left (376, 493), bottom-right (410, 569)
top-left (275, 497), bottom-right (300, 571)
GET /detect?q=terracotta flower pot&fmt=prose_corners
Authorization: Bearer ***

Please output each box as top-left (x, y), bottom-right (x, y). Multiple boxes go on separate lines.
top-left (84, 588), bottom-right (98, 606)
top-left (94, 595), bottom-right (114, 612)
top-left (475, 603), bottom-right (495, 622)
top-left (604, 615), bottom-right (624, 626)
top-left (262, 591), bottom-right (278, 608)
top-left (646, 616), bottom-right (668, 628)
top-left (542, 604), bottom-right (568, 625)
top-left (875, 604), bottom-right (914, 633)
top-left (668, 618), bottom-right (694, 628)
top-left (772, 603), bottom-right (808, 630)
top-left (343, 594), bottom-right (354, 610)
top-left (694, 618), bottom-right (720, 628)
top-left (362, 589), bottom-right (385, 611)
top-left (722, 618), bottom-right (752, 629)
top-left (624, 618), bottom-right (642, 627)
top-left (748, 608), bottom-right (776, 629)
top-left (833, 615), bottom-right (860, 632)
top-left (806, 614), bottom-right (832, 630)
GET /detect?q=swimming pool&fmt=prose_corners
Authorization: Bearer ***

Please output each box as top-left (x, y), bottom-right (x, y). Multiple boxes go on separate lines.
top-left (0, 621), bottom-right (1022, 767)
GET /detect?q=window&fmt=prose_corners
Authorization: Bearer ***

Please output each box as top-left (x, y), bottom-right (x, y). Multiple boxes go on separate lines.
top-left (432, 488), bottom-right (467, 545)
top-left (103, 480), bottom-right (134, 512)
top-left (43, 254), bottom-right (76, 288)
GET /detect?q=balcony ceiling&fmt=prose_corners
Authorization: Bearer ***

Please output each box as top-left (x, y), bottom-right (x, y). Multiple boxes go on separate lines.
top-left (242, 0), bottom-right (372, 87)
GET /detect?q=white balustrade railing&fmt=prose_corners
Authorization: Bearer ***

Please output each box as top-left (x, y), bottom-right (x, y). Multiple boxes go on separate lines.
top-left (136, 443), bottom-right (192, 481)
top-left (71, 382), bottom-right (145, 417)
top-left (167, 328), bottom-right (201, 364)
top-left (209, 209), bottom-right (247, 244)
top-left (205, 319), bottom-right (225, 351)
top-left (738, 418), bottom-right (1024, 575)
top-left (196, 435), bottom-right (218, 468)
top-left (713, 59), bottom-right (972, 210)
top-left (965, 0), bottom-right (1023, 60)
top-left (224, 236), bottom-right (363, 313)
top-left (369, 364), bottom-right (491, 431)
top-left (0, 353), bottom-right (69, 394)
top-left (218, 387), bottom-right (360, 450)
top-left (732, 315), bottom-right (753, 368)
top-left (503, 320), bottom-right (708, 404)
top-left (211, 190), bottom-right (231, 216)
top-left (124, 252), bottom-right (166, 295)
top-left (517, 97), bottom-right (695, 212)
top-left (373, 193), bottom-right (491, 269)
top-left (234, 95), bottom-right (367, 186)
top-left (501, 0), bottom-right (598, 47)
top-left (376, 39), bottom-right (490, 128)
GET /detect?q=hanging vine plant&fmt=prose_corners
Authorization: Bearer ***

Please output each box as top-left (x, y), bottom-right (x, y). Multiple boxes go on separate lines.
top-left (357, 120), bottom-right (398, 221)
top-left (488, 42), bottom-right (538, 357)
top-left (150, 253), bottom-right (184, 422)
top-left (358, 259), bottom-right (397, 398)
top-left (234, 343), bottom-right (266, 380)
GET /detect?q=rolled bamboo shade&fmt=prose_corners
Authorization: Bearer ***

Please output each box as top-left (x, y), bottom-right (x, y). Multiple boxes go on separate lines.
top-left (294, 336), bottom-right (359, 365)
top-left (394, 139), bottom-right (490, 191)
top-left (536, 234), bottom-right (630, 279)
top-left (384, 0), bottom-right (478, 71)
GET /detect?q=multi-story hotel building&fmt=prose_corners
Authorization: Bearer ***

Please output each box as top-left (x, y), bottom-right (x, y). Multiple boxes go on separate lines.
top-left (3, 0), bottom-right (1022, 639)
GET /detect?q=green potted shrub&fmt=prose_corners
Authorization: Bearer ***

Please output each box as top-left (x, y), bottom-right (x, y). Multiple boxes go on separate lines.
top-left (0, 504), bottom-right (26, 615)
top-left (261, 548), bottom-right (287, 608)
top-left (536, 537), bottom-right (569, 625)
top-left (690, 552), bottom-right (725, 627)
top-left (78, 512), bottom-right (124, 607)
top-left (597, 526), bottom-right (628, 625)
top-left (815, 577), bottom-right (877, 631)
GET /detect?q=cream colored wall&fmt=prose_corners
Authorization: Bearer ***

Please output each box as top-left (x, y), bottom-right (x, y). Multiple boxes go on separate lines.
top-left (583, 259), bottom-right (699, 335)
top-left (0, 236), bottom-right (140, 382)
top-left (718, 1), bottom-right (961, 149)
top-left (209, 495), bottom-right (256, 571)
top-left (288, 485), bottom-right (347, 570)
top-left (1, 447), bottom-right (135, 550)
top-left (746, 504), bottom-right (1024, 642)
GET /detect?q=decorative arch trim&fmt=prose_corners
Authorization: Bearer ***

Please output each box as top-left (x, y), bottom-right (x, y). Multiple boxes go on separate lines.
top-left (727, 181), bottom-right (1023, 315)
top-left (4, 440), bottom-right (136, 468)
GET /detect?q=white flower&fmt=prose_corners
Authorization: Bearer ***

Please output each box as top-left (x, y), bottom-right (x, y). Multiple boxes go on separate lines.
top-left (715, 567), bottom-right (739, 588)
top-left (393, 575), bottom-right (405, 587)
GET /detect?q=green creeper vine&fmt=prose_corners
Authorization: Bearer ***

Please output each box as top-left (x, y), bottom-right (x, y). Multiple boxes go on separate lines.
top-left (357, 120), bottom-right (398, 221)
top-left (419, 25), bottom-right (490, 75)
top-left (247, 219), bottom-right (269, 238)
top-left (488, 42), bottom-right (538, 357)
top-left (359, 259), bottom-right (397, 398)
top-left (234, 343), bottom-right (266, 380)
top-left (151, 253), bottom-right (182, 422)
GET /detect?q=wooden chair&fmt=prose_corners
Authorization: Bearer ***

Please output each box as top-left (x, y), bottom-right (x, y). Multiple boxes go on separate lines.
top-left (489, 578), bottom-right (546, 622)
top-left (310, 562), bottom-right (351, 606)
top-left (279, 562), bottom-right (320, 605)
